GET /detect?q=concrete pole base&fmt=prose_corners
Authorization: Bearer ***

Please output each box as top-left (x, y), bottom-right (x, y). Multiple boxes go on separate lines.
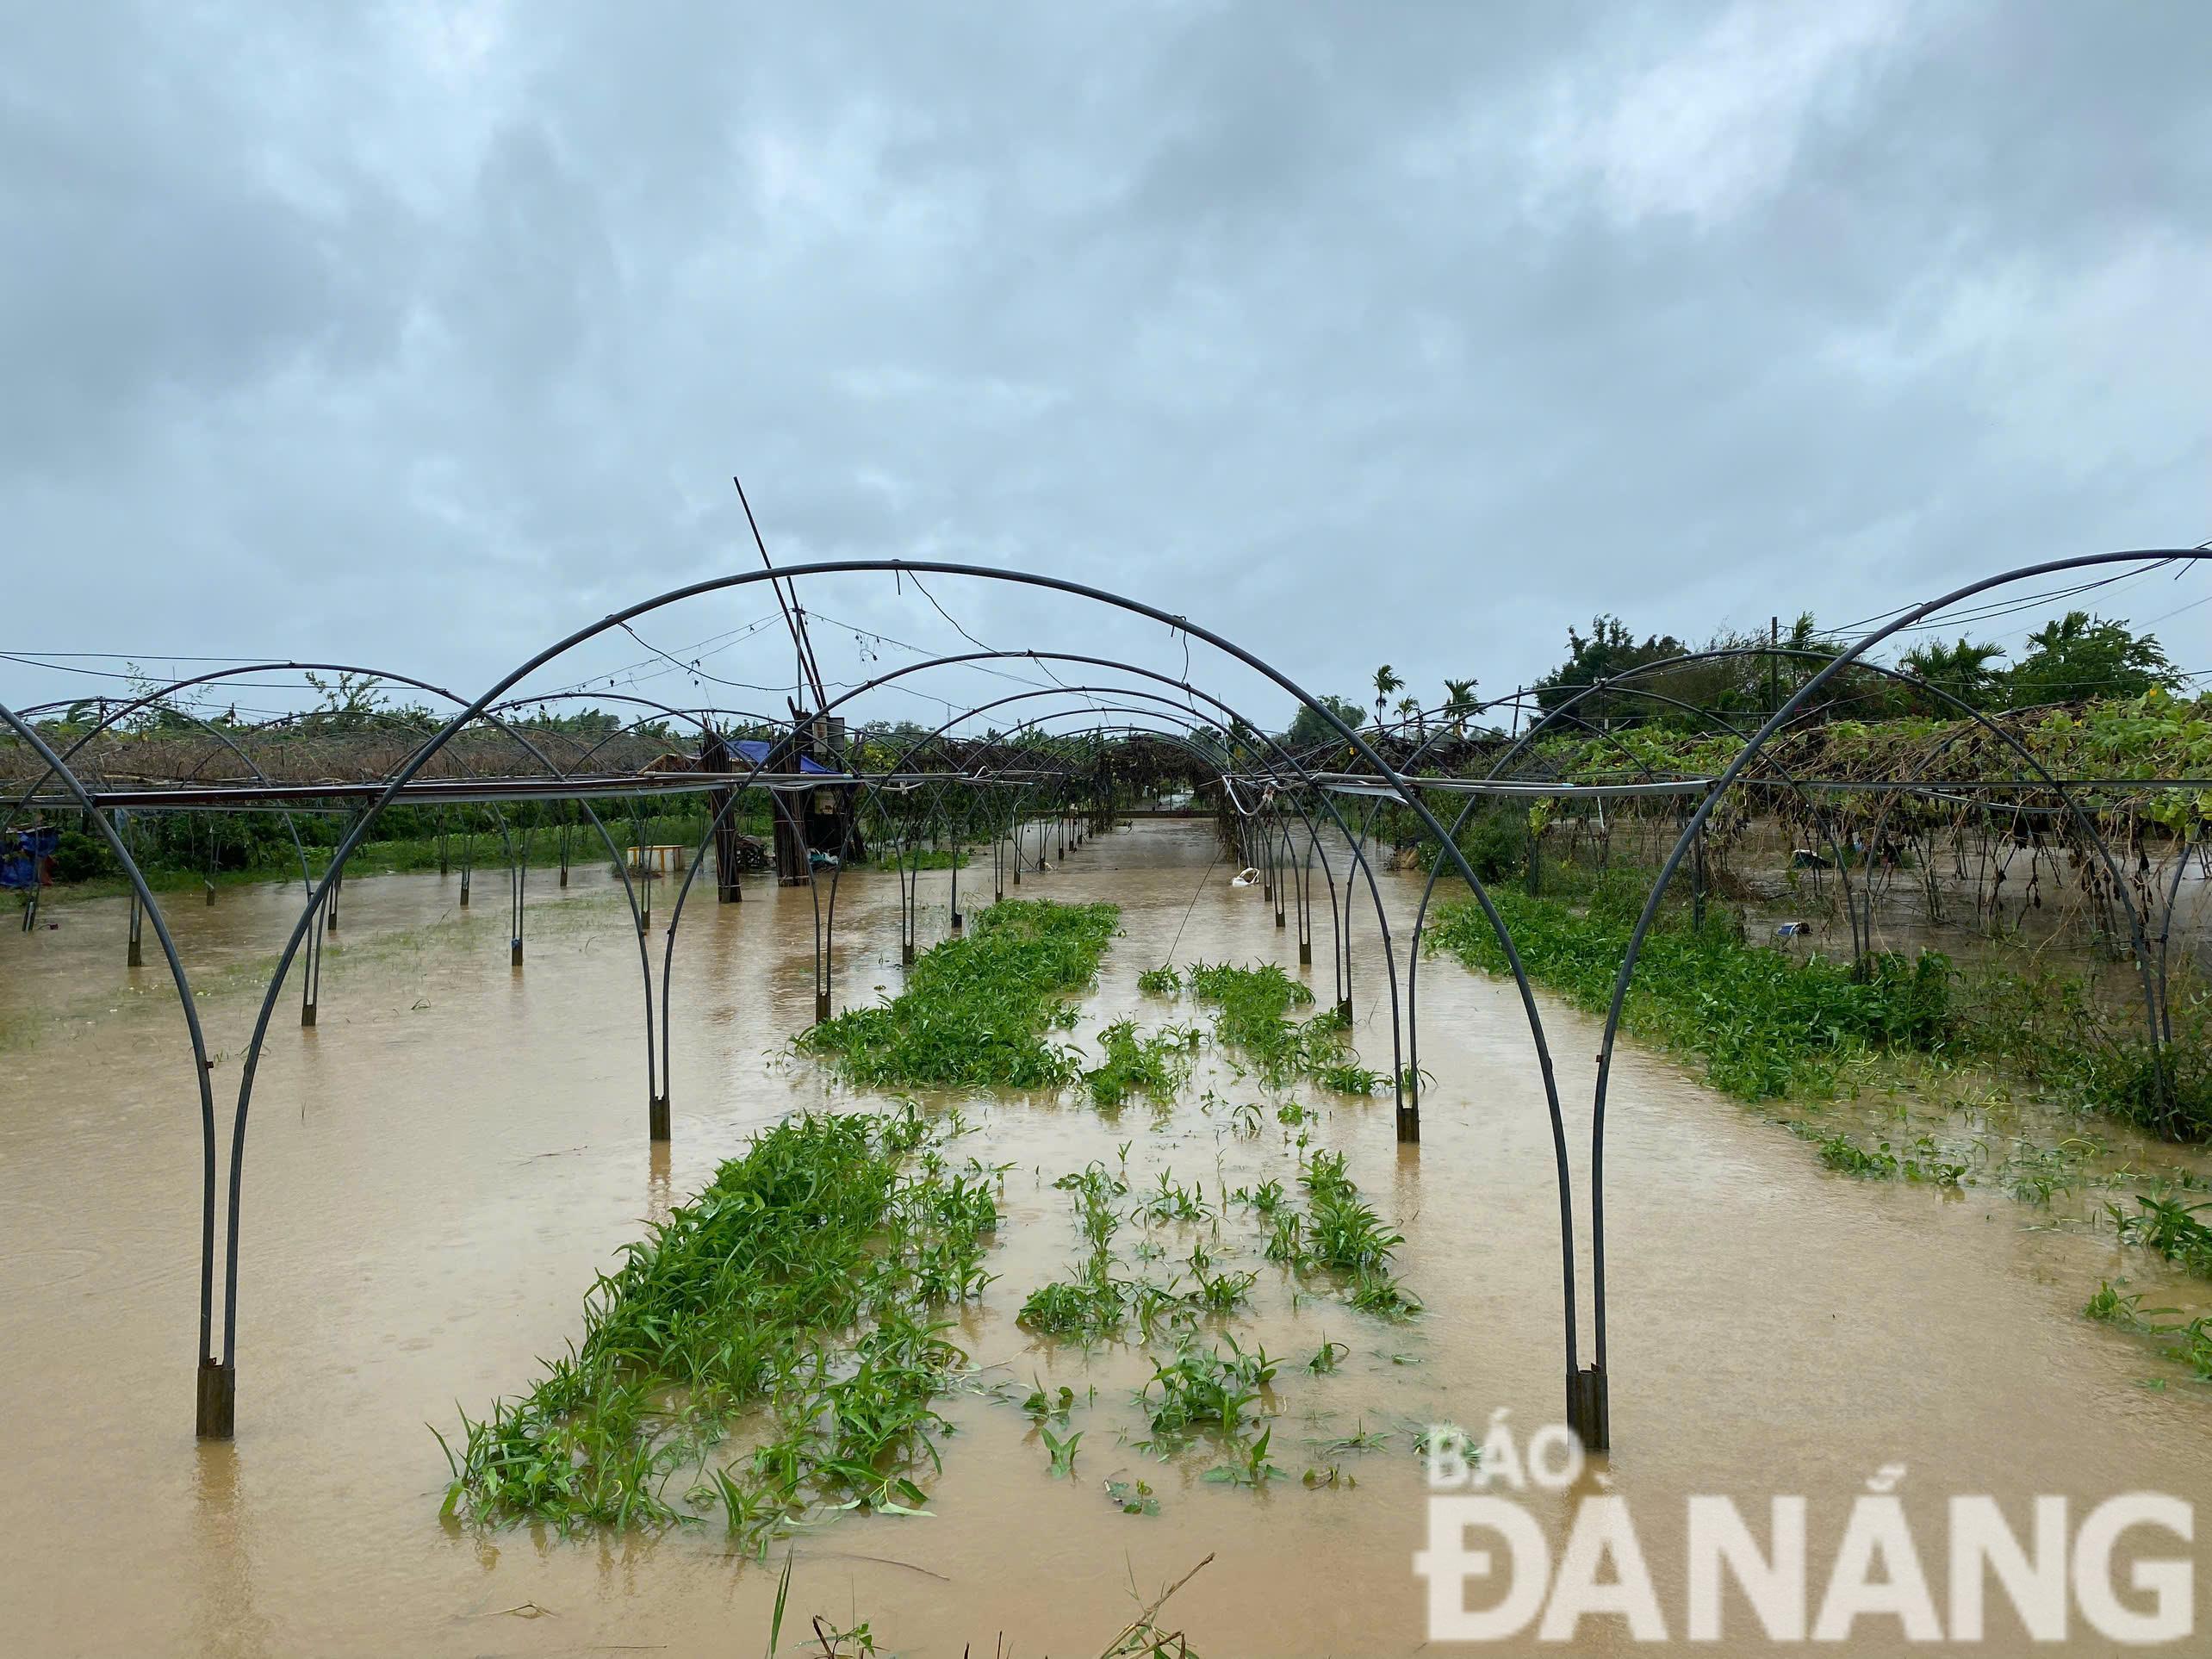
top-left (649, 1094), bottom-right (671, 1142)
top-left (510, 940), bottom-right (523, 967)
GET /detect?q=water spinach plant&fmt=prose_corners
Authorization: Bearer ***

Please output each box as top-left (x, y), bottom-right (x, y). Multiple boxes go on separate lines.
top-left (799, 899), bottom-right (1121, 1090)
top-left (1427, 881), bottom-right (1951, 1103)
top-left (1184, 960), bottom-right (1382, 1093)
top-left (1255, 1149), bottom-right (1421, 1318)
top-left (437, 1107), bottom-right (1000, 1542)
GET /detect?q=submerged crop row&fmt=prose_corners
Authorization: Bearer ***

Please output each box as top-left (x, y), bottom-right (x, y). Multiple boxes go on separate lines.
top-left (1013, 1135), bottom-right (1420, 1491)
top-left (1147, 960), bottom-right (1382, 1094)
top-left (1427, 869), bottom-right (2212, 1143)
top-left (437, 1106), bottom-right (998, 1538)
top-left (1427, 879), bottom-right (1951, 1103)
top-left (798, 898), bottom-right (1121, 1089)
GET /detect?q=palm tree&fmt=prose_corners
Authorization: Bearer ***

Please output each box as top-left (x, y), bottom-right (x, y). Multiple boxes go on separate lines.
top-left (1372, 664), bottom-right (1402, 726)
top-left (1443, 678), bottom-right (1480, 736)
top-left (1900, 636), bottom-right (2005, 709)
top-left (1395, 694), bottom-right (1424, 738)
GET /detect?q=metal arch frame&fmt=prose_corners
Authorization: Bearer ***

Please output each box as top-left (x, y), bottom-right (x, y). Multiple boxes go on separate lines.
top-left (638, 711), bottom-right (1153, 1120)
top-left (826, 700), bottom-right (1427, 1157)
top-left (786, 647), bottom-right (1360, 1017)
top-left (7, 693), bottom-right (327, 985)
top-left (9, 666), bottom-right (658, 935)
top-left (743, 674), bottom-right (1267, 1012)
top-left (1588, 549), bottom-right (2208, 1405)
top-left (14, 674), bottom-right (751, 994)
top-left (3, 661), bottom-right (668, 1428)
top-left (0, 703), bottom-right (239, 1429)
top-left (441, 691), bottom-right (830, 1129)
top-left (1397, 687), bottom-right (1826, 1121)
top-left (932, 724), bottom-right (1322, 989)
top-left (800, 701), bottom-right (1329, 1046)
top-left (1525, 641), bottom-right (2187, 997)
top-left (148, 559), bottom-right (1572, 1443)
top-left (12, 549), bottom-right (2199, 1457)
top-left (860, 736), bottom-right (1096, 960)
top-left (831, 685), bottom-right (1407, 1111)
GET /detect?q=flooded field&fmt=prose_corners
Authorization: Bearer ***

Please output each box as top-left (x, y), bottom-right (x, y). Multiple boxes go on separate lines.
top-left (4, 819), bottom-right (2208, 1654)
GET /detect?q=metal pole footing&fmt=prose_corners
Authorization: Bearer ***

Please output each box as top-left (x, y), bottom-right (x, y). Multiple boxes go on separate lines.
top-left (1566, 1365), bottom-right (1610, 1451)
top-left (649, 1094), bottom-right (670, 1141)
top-left (196, 1358), bottom-right (235, 1439)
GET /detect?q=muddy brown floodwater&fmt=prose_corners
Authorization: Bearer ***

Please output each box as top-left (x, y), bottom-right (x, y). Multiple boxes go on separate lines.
top-left (3, 819), bottom-right (2208, 1655)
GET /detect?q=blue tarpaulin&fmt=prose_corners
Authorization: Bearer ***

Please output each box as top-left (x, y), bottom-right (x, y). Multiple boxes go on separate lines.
top-left (727, 740), bottom-right (836, 775)
top-left (2, 826), bottom-right (58, 891)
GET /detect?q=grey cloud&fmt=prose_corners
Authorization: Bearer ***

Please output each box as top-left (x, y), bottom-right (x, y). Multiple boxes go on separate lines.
top-left (3, 1), bottom-right (2209, 725)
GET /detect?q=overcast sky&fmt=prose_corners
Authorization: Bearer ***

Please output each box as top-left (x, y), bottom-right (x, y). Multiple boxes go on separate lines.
top-left (4, 2), bottom-right (2209, 734)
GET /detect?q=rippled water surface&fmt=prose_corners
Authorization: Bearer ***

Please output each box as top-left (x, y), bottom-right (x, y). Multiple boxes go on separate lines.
top-left (3, 820), bottom-right (2207, 1654)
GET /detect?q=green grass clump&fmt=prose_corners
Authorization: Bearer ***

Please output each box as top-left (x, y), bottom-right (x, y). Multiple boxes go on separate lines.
top-left (1428, 880), bottom-right (1952, 1103)
top-left (1021, 1164), bottom-right (1131, 1339)
top-left (798, 899), bottom-right (1120, 1090)
top-left (2109, 1193), bottom-right (2212, 1275)
top-left (437, 1107), bottom-right (997, 1539)
top-left (1185, 960), bottom-right (1379, 1093)
top-left (1141, 1335), bottom-right (1277, 1439)
top-left (1252, 1150), bottom-right (1420, 1318)
top-left (1020, 1263), bottom-right (1129, 1339)
top-left (1817, 1132), bottom-right (1967, 1185)
top-left (1300, 1151), bottom-right (1403, 1271)
top-left (1085, 1019), bottom-right (1199, 1106)
top-left (2083, 1278), bottom-right (2212, 1382)
top-left (2085, 1280), bottom-right (2143, 1324)
top-left (1817, 1134), bottom-right (1900, 1177)
top-left (1137, 965), bottom-right (1182, 996)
